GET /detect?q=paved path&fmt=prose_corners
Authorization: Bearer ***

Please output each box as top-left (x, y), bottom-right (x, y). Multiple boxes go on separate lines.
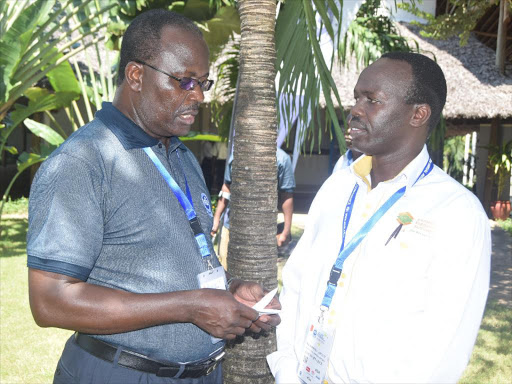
top-left (489, 221), bottom-right (512, 308)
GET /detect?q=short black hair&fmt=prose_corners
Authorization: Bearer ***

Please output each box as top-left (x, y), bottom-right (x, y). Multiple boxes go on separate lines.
top-left (381, 52), bottom-right (447, 133)
top-left (118, 9), bottom-right (203, 85)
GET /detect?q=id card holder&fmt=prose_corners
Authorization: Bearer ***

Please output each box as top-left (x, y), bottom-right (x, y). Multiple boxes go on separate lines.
top-left (197, 266), bottom-right (227, 290)
top-left (297, 311), bottom-right (336, 384)
top-left (197, 266), bottom-right (227, 344)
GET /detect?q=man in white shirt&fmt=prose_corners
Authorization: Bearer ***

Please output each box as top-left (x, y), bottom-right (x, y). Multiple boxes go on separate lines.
top-left (267, 52), bottom-right (491, 384)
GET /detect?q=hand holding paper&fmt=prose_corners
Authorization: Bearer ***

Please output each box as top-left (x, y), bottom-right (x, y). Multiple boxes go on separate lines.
top-left (253, 288), bottom-right (281, 316)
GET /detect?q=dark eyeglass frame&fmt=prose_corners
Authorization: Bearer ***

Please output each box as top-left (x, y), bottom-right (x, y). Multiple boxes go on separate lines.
top-left (134, 60), bottom-right (214, 92)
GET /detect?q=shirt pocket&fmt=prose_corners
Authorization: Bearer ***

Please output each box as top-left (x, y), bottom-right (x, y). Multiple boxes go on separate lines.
top-left (373, 228), bottom-right (434, 314)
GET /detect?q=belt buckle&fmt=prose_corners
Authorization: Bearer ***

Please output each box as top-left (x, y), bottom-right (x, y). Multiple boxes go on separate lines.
top-left (204, 351), bottom-right (225, 376)
top-left (205, 363), bottom-right (217, 376)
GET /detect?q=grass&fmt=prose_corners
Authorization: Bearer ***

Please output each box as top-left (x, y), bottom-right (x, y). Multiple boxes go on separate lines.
top-left (1, 196), bottom-right (28, 215)
top-left (495, 218), bottom-right (512, 236)
top-left (459, 301), bottom-right (512, 384)
top-left (1, 202), bottom-right (72, 384)
top-left (1, 199), bottom-right (511, 383)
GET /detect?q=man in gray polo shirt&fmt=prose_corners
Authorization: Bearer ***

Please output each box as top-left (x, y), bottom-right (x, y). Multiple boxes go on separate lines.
top-left (27, 9), bottom-right (279, 383)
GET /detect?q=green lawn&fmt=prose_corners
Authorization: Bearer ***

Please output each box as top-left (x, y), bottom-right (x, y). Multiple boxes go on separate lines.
top-left (496, 218), bottom-right (512, 236)
top-left (1, 199), bottom-right (511, 383)
top-left (1, 205), bottom-right (72, 384)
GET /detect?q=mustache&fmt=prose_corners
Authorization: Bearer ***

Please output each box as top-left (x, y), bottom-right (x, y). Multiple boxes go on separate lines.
top-left (176, 103), bottom-right (200, 115)
top-left (348, 115), bottom-right (367, 130)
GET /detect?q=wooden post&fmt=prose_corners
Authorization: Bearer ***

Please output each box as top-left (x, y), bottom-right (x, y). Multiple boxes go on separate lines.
top-left (496, 0), bottom-right (510, 74)
top-left (483, 118), bottom-right (500, 217)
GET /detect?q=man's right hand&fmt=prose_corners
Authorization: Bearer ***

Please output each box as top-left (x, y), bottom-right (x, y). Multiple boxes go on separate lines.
top-left (210, 220), bottom-right (219, 236)
top-left (188, 289), bottom-right (259, 340)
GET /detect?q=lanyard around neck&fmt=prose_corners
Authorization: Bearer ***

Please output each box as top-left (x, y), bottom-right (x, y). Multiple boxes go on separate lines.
top-left (320, 158), bottom-right (434, 312)
top-left (143, 147), bottom-right (211, 260)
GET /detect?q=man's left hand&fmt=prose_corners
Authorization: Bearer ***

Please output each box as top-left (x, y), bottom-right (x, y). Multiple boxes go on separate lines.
top-left (229, 279), bottom-right (281, 333)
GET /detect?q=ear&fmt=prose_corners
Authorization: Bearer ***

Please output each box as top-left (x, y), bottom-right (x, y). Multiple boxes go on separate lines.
top-left (410, 103), bottom-right (431, 129)
top-left (124, 61), bottom-right (143, 92)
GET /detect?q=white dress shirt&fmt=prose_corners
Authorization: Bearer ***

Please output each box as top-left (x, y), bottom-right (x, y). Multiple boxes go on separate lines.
top-left (267, 146), bottom-right (491, 384)
top-left (333, 149), bottom-right (355, 173)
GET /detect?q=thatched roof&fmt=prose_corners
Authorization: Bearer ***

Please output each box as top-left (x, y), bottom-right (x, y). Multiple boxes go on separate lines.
top-left (327, 22), bottom-right (512, 120)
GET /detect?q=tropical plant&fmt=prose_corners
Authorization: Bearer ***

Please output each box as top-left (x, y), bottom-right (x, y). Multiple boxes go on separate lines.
top-left (275, 0), bottom-right (345, 154)
top-left (0, 0), bottom-right (116, 220)
top-left (0, 0), bottom-right (246, 221)
top-left (104, 0), bottom-right (240, 62)
top-left (399, 0), bottom-right (507, 45)
top-left (443, 135), bottom-right (466, 182)
top-left (340, 0), bottom-right (418, 69)
top-left (485, 139), bottom-right (512, 200)
top-left (210, 42), bottom-right (239, 139)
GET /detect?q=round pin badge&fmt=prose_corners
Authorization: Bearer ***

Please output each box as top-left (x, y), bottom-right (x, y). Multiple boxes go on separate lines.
top-left (201, 193), bottom-right (213, 217)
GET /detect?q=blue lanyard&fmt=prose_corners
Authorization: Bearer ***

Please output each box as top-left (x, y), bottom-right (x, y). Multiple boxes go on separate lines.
top-left (143, 147), bottom-right (211, 260)
top-left (320, 158), bottom-right (433, 310)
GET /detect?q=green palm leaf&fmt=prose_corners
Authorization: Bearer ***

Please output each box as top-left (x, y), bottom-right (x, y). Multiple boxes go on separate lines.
top-left (276, 0), bottom-right (345, 154)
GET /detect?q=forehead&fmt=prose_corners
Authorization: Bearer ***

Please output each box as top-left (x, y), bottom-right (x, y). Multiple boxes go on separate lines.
top-left (155, 25), bottom-right (209, 74)
top-left (355, 58), bottom-right (412, 98)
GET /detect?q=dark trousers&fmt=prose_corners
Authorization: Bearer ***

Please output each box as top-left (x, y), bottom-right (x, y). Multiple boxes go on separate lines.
top-left (53, 336), bottom-right (223, 384)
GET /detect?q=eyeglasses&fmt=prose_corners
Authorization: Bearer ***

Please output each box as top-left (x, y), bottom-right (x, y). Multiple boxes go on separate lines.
top-left (134, 60), bottom-right (214, 92)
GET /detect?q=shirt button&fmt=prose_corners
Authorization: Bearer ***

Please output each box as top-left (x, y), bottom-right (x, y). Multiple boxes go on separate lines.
top-left (158, 143), bottom-right (162, 148)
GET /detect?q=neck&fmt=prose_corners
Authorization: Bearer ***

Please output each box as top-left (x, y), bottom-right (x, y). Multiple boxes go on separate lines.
top-left (113, 88), bottom-right (171, 149)
top-left (370, 146), bottom-right (423, 189)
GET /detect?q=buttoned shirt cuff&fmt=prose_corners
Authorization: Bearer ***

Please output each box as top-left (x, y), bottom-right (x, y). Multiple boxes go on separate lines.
top-left (267, 352), bottom-right (301, 384)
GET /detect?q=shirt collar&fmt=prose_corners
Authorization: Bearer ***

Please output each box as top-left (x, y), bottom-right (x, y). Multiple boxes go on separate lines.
top-left (95, 102), bottom-right (186, 152)
top-left (351, 145), bottom-right (431, 191)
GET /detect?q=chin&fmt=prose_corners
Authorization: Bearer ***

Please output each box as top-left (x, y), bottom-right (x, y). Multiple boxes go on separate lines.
top-left (170, 125), bottom-right (192, 137)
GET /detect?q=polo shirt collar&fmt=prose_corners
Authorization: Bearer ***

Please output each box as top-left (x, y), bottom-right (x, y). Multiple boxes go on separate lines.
top-left (95, 102), bottom-right (186, 152)
top-left (351, 145), bottom-right (431, 191)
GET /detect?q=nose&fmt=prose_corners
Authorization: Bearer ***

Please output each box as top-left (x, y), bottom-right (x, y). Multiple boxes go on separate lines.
top-left (350, 100), bottom-right (363, 120)
top-left (187, 84), bottom-right (205, 103)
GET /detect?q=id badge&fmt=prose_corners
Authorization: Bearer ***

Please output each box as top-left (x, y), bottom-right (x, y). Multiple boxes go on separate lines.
top-left (197, 266), bottom-right (227, 290)
top-left (297, 311), bottom-right (336, 384)
top-left (197, 266), bottom-right (227, 344)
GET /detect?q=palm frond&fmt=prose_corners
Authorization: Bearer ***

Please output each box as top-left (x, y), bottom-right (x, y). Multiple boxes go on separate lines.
top-left (276, 0), bottom-right (345, 154)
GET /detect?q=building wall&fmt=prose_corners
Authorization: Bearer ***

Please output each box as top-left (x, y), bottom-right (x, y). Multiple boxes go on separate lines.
top-left (383, 0), bottom-right (436, 23)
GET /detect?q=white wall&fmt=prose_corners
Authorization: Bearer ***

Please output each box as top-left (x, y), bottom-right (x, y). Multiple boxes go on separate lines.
top-left (382, 0), bottom-right (436, 24)
top-left (294, 154), bottom-right (331, 187)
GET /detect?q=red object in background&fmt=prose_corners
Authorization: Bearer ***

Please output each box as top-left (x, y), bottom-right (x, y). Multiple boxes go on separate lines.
top-left (490, 200), bottom-right (512, 221)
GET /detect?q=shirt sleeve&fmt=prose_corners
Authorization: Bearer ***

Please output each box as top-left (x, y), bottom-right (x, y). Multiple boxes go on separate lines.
top-left (267, 182), bottom-right (326, 382)
top-left (277, 149), bottom-right (296, 193)
top-left (267, 229), bottom-right (310, 382)
top-left (424, 205), bottom-right (491, 383)
top-left (224, 153), bottom-right (233, 185)
top-left (27, 152), bottom-right (105, 281)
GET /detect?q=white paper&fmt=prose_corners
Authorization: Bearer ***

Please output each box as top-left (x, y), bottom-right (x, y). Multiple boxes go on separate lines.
top-left (252, 287), bottom-right (279, 315)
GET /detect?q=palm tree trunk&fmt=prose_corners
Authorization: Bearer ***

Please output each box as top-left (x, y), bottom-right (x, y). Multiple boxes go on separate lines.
top-left (224, 0), bottom-right (278, 383)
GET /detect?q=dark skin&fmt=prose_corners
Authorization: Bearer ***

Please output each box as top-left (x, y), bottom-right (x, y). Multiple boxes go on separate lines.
top-left (346, 58), bottom-right (431, 188)
top-left (343, 119), bottom-right (363, 162)
top-left (28, 25), bottom-right (280, 341)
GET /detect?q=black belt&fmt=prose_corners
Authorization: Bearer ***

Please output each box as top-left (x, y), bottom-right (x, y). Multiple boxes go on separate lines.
top-left (74, 333), bottom-right (224, 378)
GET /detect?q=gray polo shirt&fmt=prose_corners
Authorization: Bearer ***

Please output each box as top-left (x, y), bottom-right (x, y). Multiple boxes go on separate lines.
top-left (27, 102), bottom-right (223, 363)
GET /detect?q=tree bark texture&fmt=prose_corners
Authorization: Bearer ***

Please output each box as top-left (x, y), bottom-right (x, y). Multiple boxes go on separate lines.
top-left (224, 0), bottom-right (278, 383)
